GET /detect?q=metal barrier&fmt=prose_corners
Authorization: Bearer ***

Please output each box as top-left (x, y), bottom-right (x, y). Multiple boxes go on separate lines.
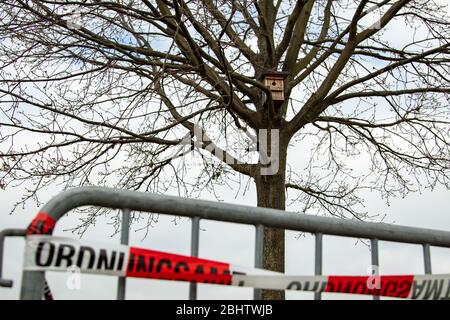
top-left (0, 229), bottom-right (26, 288)
top-left (1, 186), bottom-right (450, 300)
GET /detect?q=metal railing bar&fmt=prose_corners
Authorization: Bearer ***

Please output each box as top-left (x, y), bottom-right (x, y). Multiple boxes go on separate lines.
top-left (370, 239), bottom-right (380, 301)
top-left (253, 224), bottom-right (264, 300)
top-left (314, 233), bottom-right (323, 300)
top-left (35, 187), bottom-right (450, 248)
top-left (189, 216), bottom-right (200, 300)
top-left (422, 243), bottom-right (432, 274)
top-left (117, 208), bottom-right (130, 300)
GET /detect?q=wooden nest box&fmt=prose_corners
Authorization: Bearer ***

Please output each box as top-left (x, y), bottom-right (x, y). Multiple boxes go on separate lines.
top-left (263, 71), bottom-right (289, 102)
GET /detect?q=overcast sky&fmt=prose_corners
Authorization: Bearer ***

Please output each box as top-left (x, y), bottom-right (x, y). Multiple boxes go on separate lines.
top-left (1, 1), bottom-right (450, 300)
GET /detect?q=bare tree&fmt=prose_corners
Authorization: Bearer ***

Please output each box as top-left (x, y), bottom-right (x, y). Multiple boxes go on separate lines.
top-left (0, 0), bottom-right (449, 299)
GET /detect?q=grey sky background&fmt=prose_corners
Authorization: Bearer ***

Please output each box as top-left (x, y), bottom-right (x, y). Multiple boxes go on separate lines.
top-left (1, 1), bottom-right (450, 300)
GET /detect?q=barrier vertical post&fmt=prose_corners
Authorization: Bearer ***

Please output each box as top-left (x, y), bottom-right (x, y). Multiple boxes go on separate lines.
top-left (423, 243), bottom-right (432, 274)
top-left (189, 217), bottom-right (200, 300)
top-left (117, 208), bottom-right (130, 300)
top-left (370, 239), bottom-right (380, 300)
top-left (314, 233), bottom-right (323, 300)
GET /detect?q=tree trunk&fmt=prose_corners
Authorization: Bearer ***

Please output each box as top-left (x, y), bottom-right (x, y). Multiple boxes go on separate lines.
top-left (254, 136), bottom-right (287, 300)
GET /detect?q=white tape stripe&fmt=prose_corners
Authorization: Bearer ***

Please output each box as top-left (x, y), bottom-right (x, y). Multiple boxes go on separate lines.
top-left (230, 264), bottom-right (281, 275)
top-left (232, 274), bottom-right (329, 291)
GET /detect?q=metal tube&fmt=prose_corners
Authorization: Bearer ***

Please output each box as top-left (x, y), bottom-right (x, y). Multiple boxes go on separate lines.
top-left (189, 216), bottom-right (200, 300)
top-left (314, 233), bottom-right (323, 300)
top-left (370, 239), bottom-right (380, 300)
top-left (253, 224), bottom-right (264, 300)
top-left (34, 187), bottom-right (450, 248)
top-left (0, 229), bottom-right (26, 287)
top-left (117, 208), bottom-right (130, 300)
top-left (422, 244), bottom-right (432, 274)
top-left (19, 186), bottom-right (450, 299)
top-left (20, 270), bottom-right (45, 300)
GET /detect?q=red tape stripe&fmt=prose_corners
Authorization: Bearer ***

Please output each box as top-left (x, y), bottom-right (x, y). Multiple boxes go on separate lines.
top-left (325, 275), bottom-right (414, 298)
top-left (126, 247), bottom-right (232, 285)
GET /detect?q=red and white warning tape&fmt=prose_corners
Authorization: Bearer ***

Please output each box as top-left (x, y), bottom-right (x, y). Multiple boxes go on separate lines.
top-left (23, 235), bottom-right (450, 299)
